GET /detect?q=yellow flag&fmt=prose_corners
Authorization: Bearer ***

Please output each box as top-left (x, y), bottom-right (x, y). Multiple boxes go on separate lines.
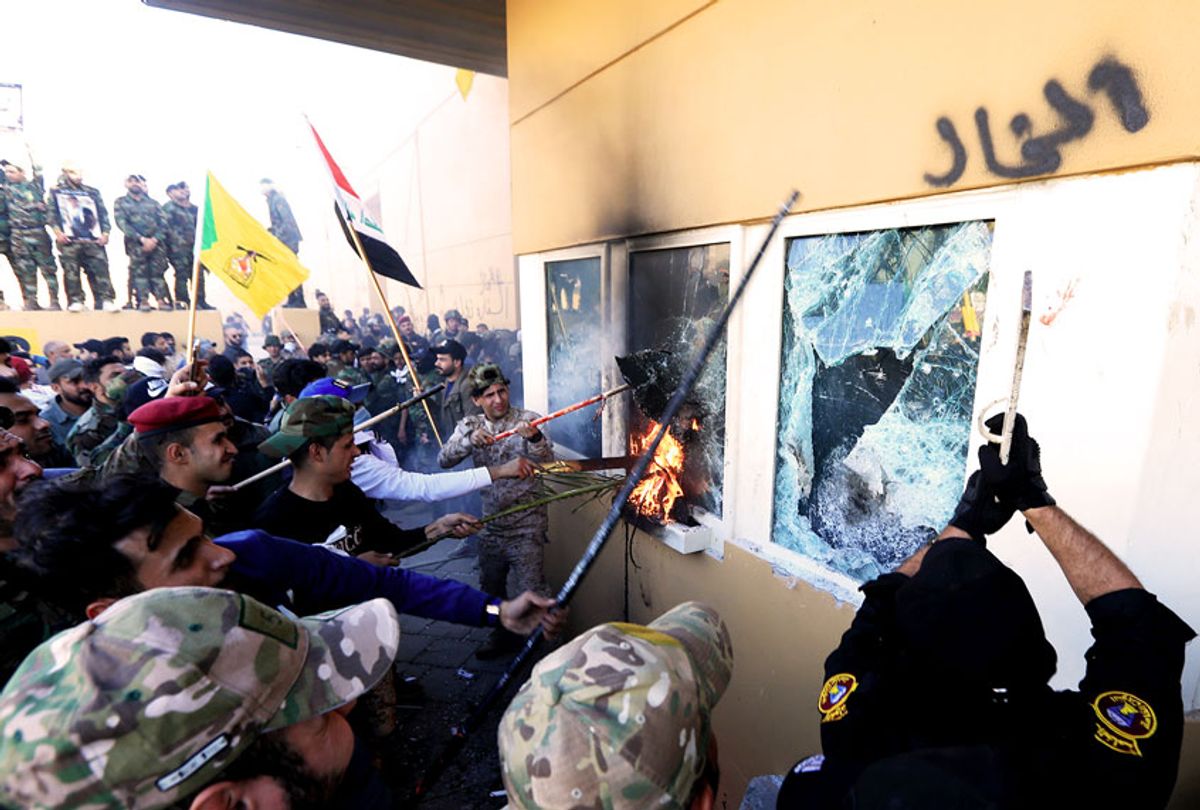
top-left (961, 291), bottom-right (980, 336)
top-left (200, 172), bottom-right (309, 317)
top-left (455, 68), bottom-right (475, 100)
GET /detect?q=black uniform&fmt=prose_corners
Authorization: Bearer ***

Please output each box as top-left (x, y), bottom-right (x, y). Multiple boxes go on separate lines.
top-left (780, 539), bottom-right (1195, 810)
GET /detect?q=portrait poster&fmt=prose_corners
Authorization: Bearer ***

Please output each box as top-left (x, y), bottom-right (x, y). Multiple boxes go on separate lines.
top-left (54, 189), bottom-right (101, 241)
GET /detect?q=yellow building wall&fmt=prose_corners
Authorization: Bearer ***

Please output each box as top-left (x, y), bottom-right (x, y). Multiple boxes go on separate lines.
top-left (514, 2), bottom-right (1200, 805)
top-left (508, 0), bottom-right (1200, 253)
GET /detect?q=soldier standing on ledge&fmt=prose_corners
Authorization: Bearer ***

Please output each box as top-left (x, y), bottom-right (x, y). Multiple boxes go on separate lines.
top-left (162, 181), bottom-right (211, 310)
top-left (261, 177), bottom-right (305, 308)
top-left (48, 161), bottom-right (118, 312)
top-left (2, 156), bottom-right (61, 310)
top-left (113, 174), bottom-right (172, 311)
top-left (0, 162), bottom-right (9, 310)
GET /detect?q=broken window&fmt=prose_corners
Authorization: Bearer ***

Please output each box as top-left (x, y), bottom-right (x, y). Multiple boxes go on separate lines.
top-left (772, 221), bottom-right (992, 582)
top-left (627, 244), bottom-right (730, 518)
top-left (546, 257), bottom-right (603, 457)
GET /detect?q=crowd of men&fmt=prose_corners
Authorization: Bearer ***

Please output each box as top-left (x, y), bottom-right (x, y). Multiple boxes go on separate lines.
top-left (0, 151), bottom-right (308, 312)
top-left (0, 297), bottom-right (1194, 808)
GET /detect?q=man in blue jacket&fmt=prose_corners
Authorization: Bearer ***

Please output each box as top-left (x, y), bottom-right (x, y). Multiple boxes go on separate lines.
top-left (9, 473), bottom-right (564, 664)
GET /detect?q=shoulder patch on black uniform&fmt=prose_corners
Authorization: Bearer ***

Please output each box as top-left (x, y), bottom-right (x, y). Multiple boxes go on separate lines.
top-left (1092, 690), bottom-right (1156, 756)
top-left (818, 673), bottom-right (858, 723)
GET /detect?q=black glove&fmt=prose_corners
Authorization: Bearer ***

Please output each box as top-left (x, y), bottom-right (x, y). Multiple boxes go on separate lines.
top-left (949, 470), bottom-right (1016, 543)
top-left (978, 412), bottom-right (1055, 511)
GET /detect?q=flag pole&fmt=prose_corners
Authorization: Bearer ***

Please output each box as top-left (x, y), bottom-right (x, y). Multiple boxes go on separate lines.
top-left (344, 218), bottom-right (444, 447)
top-left (183, 175), bottom-right (210, 367)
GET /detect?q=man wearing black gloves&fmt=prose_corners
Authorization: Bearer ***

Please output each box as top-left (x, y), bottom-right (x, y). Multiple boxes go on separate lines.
top-left (779, 414), bottom-right (1195, 810)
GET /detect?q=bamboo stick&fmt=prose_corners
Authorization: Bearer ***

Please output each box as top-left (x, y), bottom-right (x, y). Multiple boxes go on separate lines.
top-left (397, 479), bottom-right (621, 559)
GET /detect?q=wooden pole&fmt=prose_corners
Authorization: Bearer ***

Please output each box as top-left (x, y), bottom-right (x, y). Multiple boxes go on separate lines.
top-left (229, 382), bottom-right (445, 491)
top-left (183, 176), bottom-right (210, 367)
top-left (346, 219), bottom-right (444, 447)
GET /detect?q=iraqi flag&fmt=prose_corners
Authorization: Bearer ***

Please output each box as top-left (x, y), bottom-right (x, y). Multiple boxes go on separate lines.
top-left (308, 121), bottom-right (422, 288)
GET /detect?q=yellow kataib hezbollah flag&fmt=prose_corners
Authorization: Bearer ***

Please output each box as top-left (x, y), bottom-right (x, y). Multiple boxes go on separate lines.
top-left (200, 172), bottom-right (309, 317)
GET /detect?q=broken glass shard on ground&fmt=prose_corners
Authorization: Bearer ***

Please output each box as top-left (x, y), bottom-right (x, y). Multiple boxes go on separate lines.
top-left (772, 221), bottom-right (992, 584)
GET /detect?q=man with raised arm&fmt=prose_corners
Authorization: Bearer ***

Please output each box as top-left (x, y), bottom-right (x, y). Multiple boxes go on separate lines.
top-left (778, 414), bottom-right (1195, 810)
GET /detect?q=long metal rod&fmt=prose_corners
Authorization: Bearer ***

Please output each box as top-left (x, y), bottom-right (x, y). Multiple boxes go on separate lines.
top-left (409, 189), bottom-right (799, 802)
top-left (228, 383), bottom-right (444, 491)
top-left (999, 270), bottom-right (1033, 464)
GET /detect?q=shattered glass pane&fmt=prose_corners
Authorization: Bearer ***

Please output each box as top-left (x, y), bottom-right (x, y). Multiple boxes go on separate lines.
top-left (628, 244), bottom-right (730, 517)
top-left (772, 222), bottom-right (992, 583)
top-left (546, 257), bottom-right (603, 457)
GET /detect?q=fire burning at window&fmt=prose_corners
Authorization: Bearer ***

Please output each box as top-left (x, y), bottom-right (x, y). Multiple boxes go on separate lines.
top-left (627, 420), bottom-right (686, 523)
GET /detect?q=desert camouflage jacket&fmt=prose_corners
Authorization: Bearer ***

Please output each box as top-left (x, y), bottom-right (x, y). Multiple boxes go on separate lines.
top-left (438, 407), bottom-right (554, 535)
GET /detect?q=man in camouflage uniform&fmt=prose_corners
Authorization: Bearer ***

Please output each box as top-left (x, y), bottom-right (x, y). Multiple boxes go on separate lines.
top-left (329, 339), bottom-right (369, 386)
top-left (65, 354), bottom-right (126, 467)
top-left (47, 161), bottom-right (118, 311)
top-left (258, 333), bottom-right (286, 383)
top-left (499, 601), bottom-right (733, 810)
top-left (262, 177), bottom-right (305, 307)
top-left (113, 173), bottom-right (172, 311)
top-left (439, 362), bottom-right (555, 657)
top-left (0, 164), bottom-right (10, 310)
top-left (2, 158), bottom-right (60, 310)
top-left (0, 586), bottom-right (401, 809)
top-left (162, 180), bottom-right (212, 310)
top-left (360, 345), bottom-right (402, 448)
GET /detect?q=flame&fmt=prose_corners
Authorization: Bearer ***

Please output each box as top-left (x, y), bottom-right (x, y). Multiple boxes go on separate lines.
top-left (627, 420), bottom-right (685, 523)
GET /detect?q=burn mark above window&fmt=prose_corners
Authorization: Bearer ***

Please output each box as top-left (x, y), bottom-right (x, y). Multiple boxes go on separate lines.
top-left (773, 222), bottom-right (992, 585)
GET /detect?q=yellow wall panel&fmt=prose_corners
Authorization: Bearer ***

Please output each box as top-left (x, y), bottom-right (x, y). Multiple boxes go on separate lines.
top-left (510, 0), bottom-right (1200, 253)
top-left (507, 0), bottom-right (712, 121)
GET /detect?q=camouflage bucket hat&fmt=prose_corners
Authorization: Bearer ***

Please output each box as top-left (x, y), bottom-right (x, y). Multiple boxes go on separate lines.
top-left (467, 362), bottom-right (510, 397)
top-left (258, 394), bottom-right (355, 458)
top-left (0, 586), bottom-right (399, 810)
top-left (498, 601), bottom-right (733, 810)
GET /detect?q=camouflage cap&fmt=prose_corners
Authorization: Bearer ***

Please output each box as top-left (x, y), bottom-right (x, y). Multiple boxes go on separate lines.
top-left (466, 362), bottom-right (510, 397)
top-left (262, 334), bottom-right (282, 348)
top-left (257, 394), bottom-right (355, 458)
top-left (0, 586), bottom-right (399, 809)
top-left (498, 601), bottom-right (733, 810)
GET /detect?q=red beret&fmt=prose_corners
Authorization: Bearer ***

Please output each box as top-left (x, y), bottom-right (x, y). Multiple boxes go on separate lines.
top-left (128, 396), bottom-right (224, 438)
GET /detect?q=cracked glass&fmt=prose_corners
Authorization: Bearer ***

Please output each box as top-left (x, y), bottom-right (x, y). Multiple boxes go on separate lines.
top-left (772, 221), bottom-right (992, 582)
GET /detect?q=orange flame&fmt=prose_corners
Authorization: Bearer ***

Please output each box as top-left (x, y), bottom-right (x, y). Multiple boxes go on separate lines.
top-left (627, 420), bottom-right (685, 523)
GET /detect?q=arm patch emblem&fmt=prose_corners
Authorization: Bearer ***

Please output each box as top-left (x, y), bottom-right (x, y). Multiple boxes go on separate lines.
top-left (818, 673), bottom-right (858, 723)
top-left (1092, 690), bottom-right (1156, 756)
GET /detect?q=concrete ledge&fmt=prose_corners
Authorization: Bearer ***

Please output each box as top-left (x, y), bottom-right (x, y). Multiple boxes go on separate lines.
top-left (1, 308), bottom-right (321, 351)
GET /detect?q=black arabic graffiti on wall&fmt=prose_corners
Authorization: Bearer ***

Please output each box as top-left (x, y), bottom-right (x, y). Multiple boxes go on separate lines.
top-left (924, 57), bottom-right (1149, 188)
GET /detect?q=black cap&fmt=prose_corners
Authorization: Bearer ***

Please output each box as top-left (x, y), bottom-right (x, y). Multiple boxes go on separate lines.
top-left (262, 334), bottom-right (282, 348)
top-left (431, 339), bottom-right (466, 362)
top-left (120, 376), bottom-right (169, 419)
top-left (330, 339), bottom-right (357, 354)
top-left (894, 539), bottom-right (1056, 691)
top-left (73, 339), bottom-right (106, 355)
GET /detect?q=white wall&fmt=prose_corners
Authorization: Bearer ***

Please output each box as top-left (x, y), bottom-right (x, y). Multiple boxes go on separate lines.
top-left (522, 163), bottom-right (1200, 708)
